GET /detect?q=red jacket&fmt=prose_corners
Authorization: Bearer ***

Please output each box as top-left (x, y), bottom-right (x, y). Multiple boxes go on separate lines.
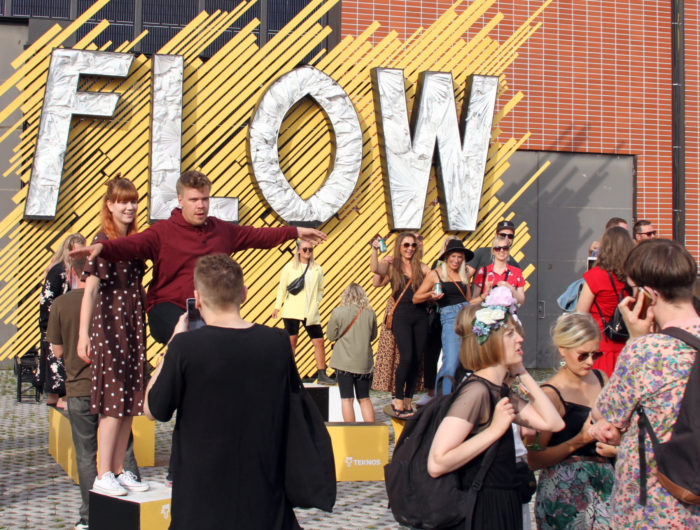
top-left (100, 208), bottom-right (298, 311)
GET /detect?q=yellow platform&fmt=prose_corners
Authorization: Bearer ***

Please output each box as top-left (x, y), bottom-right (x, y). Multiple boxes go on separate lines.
top-left (48, 406), bottom-right (155, 484)
top-left (326, 422), bottom-right (389, 481)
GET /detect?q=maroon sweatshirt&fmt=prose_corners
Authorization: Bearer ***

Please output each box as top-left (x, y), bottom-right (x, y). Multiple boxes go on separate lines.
top-left (100, 208), bottom-right (298, 311)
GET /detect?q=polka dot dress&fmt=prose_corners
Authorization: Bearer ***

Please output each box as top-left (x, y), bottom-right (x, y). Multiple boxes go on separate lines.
top-left (83, 232), bottom-right (148, 418)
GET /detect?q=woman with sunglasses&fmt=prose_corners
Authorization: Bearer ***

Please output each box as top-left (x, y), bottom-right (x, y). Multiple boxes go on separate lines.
top-left (575, 226), bottom-right (634, 376)
top-left (273, 240), bottom-right (331, 384)
top-left (371, 232), bottom-right (430, 417)
top-left (413, 238), bottom-right (476, 395)
top-left (472, 235), bottom-right (525, 305)
top-left (527, 312), bottom-right (616, 529)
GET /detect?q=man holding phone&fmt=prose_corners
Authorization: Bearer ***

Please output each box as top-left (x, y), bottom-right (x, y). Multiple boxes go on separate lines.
top-left (72, 170), bottom-right (326, 343)
top-left (145, 254), bottom-right (300, 529)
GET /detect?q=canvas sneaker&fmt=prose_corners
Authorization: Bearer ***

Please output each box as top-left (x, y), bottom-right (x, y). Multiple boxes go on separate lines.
top-left (93, 471), bottom-right (128, 496)
top-left (74, 519), bottom-right (89, 530)
top-left (117, 470), bottom-right (149, 492)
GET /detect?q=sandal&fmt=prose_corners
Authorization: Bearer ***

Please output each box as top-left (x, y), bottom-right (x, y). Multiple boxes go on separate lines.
top-left (390, 405), bottom-right (414, 419)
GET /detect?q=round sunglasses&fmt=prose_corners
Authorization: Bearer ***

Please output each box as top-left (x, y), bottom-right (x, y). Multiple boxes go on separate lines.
top-left (402, 242), bottom-right (418, 249)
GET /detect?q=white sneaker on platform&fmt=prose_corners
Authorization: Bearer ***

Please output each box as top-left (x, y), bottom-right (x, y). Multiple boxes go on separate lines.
top-left (93, 471), bottom-right (128, 496)
top-left (415, 394), bottom-right (434, 407)
top-left (117, 470), bottom-right (149, 492)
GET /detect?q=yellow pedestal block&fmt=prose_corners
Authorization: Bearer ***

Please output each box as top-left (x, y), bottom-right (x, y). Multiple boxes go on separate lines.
top-left (48, 407), bottom-right (155, 484)
top-left (90, 482), bottom-right (171, 529)
top-left (326, 422), bottom-right (389, 481)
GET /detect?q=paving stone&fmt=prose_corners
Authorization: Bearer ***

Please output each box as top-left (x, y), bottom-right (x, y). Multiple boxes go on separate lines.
top-left (0, 369), bottom-right (544, 529)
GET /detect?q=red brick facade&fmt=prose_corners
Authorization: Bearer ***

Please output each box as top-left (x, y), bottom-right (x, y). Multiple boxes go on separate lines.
top-left (341, 0), bottom-right (700, 256)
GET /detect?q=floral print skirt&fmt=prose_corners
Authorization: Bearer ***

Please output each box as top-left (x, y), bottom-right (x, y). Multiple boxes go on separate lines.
top-left (535, 458), bottom-right (614, 529)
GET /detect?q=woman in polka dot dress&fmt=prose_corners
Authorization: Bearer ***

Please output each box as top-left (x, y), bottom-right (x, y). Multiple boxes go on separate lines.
top-left (77, 176), bottom-right (149, 495)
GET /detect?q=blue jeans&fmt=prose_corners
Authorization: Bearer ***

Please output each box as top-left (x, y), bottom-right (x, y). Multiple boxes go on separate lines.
top-left (436, 302), bottom-right (469, 394)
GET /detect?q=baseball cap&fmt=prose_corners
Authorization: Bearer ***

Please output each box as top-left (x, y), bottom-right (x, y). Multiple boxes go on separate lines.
top-left (496, 220), bottom-right (515, 232)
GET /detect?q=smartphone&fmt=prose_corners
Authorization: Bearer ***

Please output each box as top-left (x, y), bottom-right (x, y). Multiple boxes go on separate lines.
top-left (186, 297), bottom-right (206, 330)
top-left (638, 288), bottom-right (652, 320)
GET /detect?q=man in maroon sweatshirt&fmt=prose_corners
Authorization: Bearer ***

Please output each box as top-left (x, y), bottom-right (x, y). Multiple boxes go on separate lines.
top-left (74, 170), bottom-right (326, 343)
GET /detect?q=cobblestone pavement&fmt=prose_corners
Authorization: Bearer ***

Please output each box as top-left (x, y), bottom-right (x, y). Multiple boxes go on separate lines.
top-left (0, 368), bottom-right (548, 529)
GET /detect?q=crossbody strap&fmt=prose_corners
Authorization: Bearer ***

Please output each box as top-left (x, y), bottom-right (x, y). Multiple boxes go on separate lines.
top-left (636, 326), bottom-right (700, 505)
top-left (387, 278), bottom-right (412, 323)
top-left (338, 308), bottom-right (363, 341)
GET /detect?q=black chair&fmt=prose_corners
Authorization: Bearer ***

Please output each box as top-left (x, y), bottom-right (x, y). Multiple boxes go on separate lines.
top-left (14, 347), bottom-right (40, 403)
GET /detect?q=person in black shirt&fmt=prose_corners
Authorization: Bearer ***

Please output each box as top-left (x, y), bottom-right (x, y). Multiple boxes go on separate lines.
top-left (466, 220), bottom-right (520, 277)
top-left (145, 254), bottom-right (299, 529)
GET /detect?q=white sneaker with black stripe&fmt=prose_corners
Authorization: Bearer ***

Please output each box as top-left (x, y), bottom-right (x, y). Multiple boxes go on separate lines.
top-left (117, 470), bottom-right (149, 492)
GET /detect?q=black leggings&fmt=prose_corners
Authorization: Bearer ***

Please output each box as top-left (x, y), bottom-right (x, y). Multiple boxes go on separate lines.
top-left (423, 319), bottom-right (442, 392)
top-left (392, 305), bottom-right (428, 400)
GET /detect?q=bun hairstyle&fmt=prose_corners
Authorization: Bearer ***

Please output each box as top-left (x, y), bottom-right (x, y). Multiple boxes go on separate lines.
top-left (551, 312), bottom-right (600, 350)
top-left (455, 303), bottom-right (511, 371)
top-left (101, 175), bottom-right (139, 240)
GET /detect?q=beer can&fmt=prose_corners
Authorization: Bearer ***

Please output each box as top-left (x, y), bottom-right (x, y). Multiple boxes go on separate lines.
top-left (378, 238), bottom-right (387, 253)
top-left (434, 282), bottom-right (443, 295)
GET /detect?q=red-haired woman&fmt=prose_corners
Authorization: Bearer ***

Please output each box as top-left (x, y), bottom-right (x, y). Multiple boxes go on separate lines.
top-left (77, 176), bottom-right (149, 496)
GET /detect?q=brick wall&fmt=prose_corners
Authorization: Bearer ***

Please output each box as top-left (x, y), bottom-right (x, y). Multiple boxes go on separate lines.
top-left (341, 0), bottom-right (700, 257)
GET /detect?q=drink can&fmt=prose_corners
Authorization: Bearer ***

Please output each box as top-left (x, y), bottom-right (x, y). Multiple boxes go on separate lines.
top-left (378, 238), bottom-right (387, 253)
top-left (434, 282), bottom-right (443, 295)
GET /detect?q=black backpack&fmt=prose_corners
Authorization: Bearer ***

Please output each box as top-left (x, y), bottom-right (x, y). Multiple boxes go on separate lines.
top-left (593, 270), bottom-right (631, 342)
top-left (636, 327), bottom-right (700, 506)
top-left (384, 376), bottom-right (498, 529)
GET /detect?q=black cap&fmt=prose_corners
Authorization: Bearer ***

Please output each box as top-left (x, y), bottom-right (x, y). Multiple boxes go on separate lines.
top-left (496, 220), bottom-right (515, 232)
top-left (439, 239), bottom-right (474, 262)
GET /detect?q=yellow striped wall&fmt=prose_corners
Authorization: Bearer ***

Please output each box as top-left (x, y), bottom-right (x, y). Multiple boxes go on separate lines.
top-left (0, 0), bottom-right (550, 375)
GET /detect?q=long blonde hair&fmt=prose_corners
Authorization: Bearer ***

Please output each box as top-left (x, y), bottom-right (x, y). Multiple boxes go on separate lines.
top-left (44, 233), bottom-right (86, 276)
top-left (340, 282), bottom-right (371, 309)
top-left (438, 236), bottom-right (469, 283)
top-left (390, 232), bottom-right (425, 297)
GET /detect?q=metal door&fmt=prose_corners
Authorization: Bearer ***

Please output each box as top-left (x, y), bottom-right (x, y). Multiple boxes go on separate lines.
top-left (498, 151), bottom-right (634, 368)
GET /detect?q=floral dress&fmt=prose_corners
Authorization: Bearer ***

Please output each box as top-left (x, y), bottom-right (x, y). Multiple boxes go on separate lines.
top-left (37, 262), bottom-right (70, 394)
top-left (595, 325), bottom-right (700, 529)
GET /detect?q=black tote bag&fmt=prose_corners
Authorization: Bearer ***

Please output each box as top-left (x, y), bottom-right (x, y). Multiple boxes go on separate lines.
top-left (285, 358), bottom-right (337, 512)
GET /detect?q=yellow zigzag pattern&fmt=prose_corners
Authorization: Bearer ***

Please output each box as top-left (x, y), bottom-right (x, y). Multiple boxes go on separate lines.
top-left (0, 0), bottom-right (550, 376)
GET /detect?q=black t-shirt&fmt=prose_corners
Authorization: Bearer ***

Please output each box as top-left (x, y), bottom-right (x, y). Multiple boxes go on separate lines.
top-left (148, 325), bottom-right (299, 530)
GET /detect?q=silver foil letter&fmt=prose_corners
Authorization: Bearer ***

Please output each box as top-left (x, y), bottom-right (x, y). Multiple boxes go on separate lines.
top-left (372, 68), bottom-right (499, 231)
top-left (248, 66), bottom-right (363, 225)
top-left (24, 49), bottom-right (134, 219)
top-left (150, 55), bottom-right (184, 222)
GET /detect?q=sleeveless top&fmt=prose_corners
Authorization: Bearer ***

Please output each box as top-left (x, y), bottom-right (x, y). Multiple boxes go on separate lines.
top-left (435, 271), bottom-right (470, 308)
top-left (393, 275), bottom-right (425, 309)
top-left (541, 370), bottom-right (605, 458)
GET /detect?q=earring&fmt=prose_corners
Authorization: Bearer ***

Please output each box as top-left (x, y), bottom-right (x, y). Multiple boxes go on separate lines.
top-left (560, 360), bottom-right (566, 367)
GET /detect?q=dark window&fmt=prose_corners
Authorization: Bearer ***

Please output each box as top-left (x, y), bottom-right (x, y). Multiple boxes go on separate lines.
top-left (12, 0), bottom-right (71, 18)
top-left (142, 0), bottom-right (198, 25)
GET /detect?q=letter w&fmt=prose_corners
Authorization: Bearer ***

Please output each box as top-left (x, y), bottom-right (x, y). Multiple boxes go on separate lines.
top-left (371, 68), bottom-right (498, 231)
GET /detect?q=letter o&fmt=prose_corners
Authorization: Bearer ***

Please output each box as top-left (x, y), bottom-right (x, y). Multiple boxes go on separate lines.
top-left (248, 66), bottom-right (362, 224)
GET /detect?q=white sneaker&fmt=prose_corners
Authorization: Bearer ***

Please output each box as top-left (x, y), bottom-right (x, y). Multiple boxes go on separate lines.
top-left (117, 470), bottom-right (149, 492)
top-left (93, 471), bottom-right (128, 496)
top-left (416, 394), bottom-right (434, 407)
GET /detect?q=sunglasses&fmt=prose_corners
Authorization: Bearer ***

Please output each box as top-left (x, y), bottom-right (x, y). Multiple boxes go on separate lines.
top-left (639, 230), bottom-right (657, 238)
top-left (577, 351), bottom-right (603, 362)
top-left (493, 246), bottom-right (510, 252)
top-left (402, 242), bottom-right (418, 249)
top-left (300, 248), bottom-right (313, 253)
top-left (498, 232), bottom-right (515, 240)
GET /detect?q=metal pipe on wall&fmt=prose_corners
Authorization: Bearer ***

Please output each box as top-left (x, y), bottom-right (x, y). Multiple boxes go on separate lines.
top-left (672, 0), bottom-right (685, 243)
